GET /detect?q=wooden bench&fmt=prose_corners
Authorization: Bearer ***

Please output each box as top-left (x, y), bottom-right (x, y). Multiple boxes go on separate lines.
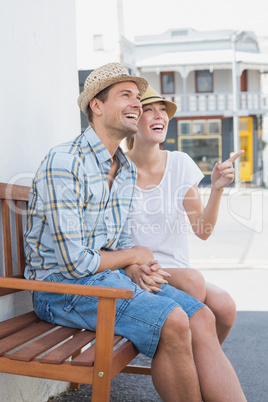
top-left (0, 182), bottom-right (151, 401)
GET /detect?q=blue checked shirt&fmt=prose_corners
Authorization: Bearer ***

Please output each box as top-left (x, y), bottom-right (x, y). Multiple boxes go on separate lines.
top-left (24, 126), bottom-right (137, 280)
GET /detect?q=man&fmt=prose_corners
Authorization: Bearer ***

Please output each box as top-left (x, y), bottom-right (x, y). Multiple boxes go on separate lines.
top-left (25, 63), bottom-right (246, 401)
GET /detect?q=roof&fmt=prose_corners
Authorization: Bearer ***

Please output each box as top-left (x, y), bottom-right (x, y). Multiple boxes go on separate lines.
top-left (137, 49), bottom-right (268, 73)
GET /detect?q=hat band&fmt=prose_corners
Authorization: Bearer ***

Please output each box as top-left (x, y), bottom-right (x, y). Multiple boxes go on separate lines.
top-left (141, 95), bottom-right (164, 103)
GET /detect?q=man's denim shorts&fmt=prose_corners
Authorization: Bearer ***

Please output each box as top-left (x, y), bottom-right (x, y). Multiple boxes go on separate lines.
top-left (32, 270), bottom-right (204, 358)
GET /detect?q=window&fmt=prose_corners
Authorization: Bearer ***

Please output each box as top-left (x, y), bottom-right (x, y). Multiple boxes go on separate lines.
top-left (177, 118), bottom-right (222, 174)
top-left (179, 121), bottom-right (191, 135)
top-left (179, 137), bottom-right (221, 173)
top-left (208, 120), bottom-right (221, 135)
top-left (161, 72), bottom-right (175, 94)
top-left (93, 34), bottom-right (104, 51)
top-left (240, 70), bottom-right (247, 92)
top-left (193, 120), bottom-right (206, 135)
top-left (196, 70), bottom-right (213, 93)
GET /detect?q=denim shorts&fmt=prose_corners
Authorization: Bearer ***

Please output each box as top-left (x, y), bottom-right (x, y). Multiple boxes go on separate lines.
top-left (32, 270), bottom-right (204, 358)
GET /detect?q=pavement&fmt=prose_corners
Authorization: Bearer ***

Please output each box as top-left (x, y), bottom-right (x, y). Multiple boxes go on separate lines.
top-left (48, 188), bottom-right (268, 401)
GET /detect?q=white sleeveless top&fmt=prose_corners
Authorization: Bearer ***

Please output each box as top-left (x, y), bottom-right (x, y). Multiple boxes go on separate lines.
top-left (130, 151), bottom-right (204, 268)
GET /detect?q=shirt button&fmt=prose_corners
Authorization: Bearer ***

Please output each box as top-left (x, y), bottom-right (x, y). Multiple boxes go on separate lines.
top-left (105, 216), bottom-right (109, 220)
top-left (107, 238), bottom-right (110, 242)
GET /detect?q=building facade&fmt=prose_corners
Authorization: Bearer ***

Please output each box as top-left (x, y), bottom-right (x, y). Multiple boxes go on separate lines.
top-left (135, 28), bottom-right (268, 186)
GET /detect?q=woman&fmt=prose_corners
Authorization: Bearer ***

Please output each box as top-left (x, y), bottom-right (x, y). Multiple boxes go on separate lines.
top-left (126, 85), bottom-right (244, 344)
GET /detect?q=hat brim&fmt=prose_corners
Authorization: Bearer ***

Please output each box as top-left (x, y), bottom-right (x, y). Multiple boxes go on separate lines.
top-left (141, 95), bottom-right (177, 120)
top-left (78, 76), bottom-right (148, 115)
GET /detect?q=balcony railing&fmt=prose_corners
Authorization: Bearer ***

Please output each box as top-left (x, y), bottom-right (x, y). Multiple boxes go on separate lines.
top-left (162, 92), bottom-right (268, 116)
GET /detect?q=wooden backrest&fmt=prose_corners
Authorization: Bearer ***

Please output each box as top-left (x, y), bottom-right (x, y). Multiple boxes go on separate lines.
top-left (0, 183), bottom-right (30, 296)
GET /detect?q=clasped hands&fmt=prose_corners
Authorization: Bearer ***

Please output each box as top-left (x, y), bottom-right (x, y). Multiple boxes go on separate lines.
top-left (124, 260), bottom-right (170, 293)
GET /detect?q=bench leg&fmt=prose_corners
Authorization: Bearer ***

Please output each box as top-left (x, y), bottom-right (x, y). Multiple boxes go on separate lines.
top-left (91, 298), bottom-right (116, 402)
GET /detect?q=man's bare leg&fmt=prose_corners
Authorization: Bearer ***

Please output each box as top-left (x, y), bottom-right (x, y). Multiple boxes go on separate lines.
top-left (151, 307), bottom-right (202, 402)
top-left (190, 306), bottom-right (246, 402)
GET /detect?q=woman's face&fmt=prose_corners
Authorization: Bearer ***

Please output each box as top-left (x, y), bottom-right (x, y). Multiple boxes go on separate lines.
top-left (137, 101), bottom-right (169, 145)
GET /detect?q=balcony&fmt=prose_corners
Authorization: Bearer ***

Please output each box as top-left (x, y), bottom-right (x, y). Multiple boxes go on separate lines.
top-left (163, 92), bottom-right (268, 117)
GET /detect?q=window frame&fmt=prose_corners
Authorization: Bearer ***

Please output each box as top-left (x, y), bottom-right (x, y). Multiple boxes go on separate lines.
top-left (195, 70), bottom-right (213, 93)
top-left (161, 71), bottom-right (175, 94)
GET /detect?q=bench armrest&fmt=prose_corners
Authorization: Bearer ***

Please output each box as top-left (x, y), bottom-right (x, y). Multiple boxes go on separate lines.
top-left (0, 276), bottom-right (133, 300)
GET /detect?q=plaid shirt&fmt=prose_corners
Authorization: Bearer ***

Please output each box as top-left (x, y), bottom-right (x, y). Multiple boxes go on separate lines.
top-left (24, 126), bottom-right (137, 280)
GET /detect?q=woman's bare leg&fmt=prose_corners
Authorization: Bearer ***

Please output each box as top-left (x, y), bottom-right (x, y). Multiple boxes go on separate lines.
top-left (163, 269), bottom-right (236, 344)
top-left (164, 268), bottom-right (206, 303)
top-left (205, 281), bottom-right (237, 344)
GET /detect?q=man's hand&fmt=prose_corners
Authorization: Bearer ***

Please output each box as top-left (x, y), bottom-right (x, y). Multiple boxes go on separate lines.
top-left (131, 245), bottom-right (155, 265)
top-left (211, 150), bottom-right (244, 190)
top-left (125, 260), bottom-right (170, 293)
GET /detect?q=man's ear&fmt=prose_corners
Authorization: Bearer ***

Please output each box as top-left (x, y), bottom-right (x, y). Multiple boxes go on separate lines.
top-left (89, 98), bottom-right (102, 116)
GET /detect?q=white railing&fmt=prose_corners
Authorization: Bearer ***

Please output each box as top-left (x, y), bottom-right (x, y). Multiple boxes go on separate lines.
top-left (162, 92), bottom-right (268, 114)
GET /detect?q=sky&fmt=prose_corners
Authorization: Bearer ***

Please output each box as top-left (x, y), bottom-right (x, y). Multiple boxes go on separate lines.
top-left (76, 0), bottom-right (268, 69)
top-left (121, 0), bottom-right (268, 40)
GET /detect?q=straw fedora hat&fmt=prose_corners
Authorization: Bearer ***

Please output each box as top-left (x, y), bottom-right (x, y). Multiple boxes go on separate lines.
top-left (78, 62), bottom-right (148, 115)
top-left (141, 86), bottom-right (177, 120)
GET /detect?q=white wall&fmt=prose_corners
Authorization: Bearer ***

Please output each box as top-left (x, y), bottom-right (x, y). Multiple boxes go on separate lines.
top-left (0, 0), bottom-right (80, 400)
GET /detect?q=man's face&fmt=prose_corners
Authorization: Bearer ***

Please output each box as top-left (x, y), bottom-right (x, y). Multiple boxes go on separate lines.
top-left (99, 81), bottom-right (143, 139)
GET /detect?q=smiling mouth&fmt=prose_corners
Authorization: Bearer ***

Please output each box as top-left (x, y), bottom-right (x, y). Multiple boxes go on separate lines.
top-left (125, 113), bottom-right (139, 120)
top-left (151, 124), bottom-right (164, 131)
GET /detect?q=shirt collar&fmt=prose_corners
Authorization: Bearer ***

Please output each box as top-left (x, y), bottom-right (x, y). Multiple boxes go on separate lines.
top-left (84, 125), bottom-right (131, 170)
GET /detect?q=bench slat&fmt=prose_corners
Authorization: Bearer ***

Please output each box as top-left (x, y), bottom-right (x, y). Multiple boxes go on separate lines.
top-left (0, 321), bottom-right (55, 355)
top-left (0, 183), bottom-right (30, 201)
top-left (0, 311), bottom-right (39, 339)
top-left (71, 335), bottom-right (123, 367)
top-left (39, 329), bottom-right (96, 364)
top-left (15, 200), bottom-right (25, 275)
top-left (2, 199), bottom-right (13, 277)
top-left (7, 326), bottom-right (80, 362)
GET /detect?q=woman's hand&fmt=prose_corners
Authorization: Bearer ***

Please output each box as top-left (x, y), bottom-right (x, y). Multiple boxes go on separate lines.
top-left (211, 150), bottom-right (244, 190)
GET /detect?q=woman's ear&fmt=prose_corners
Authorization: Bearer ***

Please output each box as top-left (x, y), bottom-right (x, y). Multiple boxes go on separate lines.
top-left (89, 98), bottom-right (102, 116)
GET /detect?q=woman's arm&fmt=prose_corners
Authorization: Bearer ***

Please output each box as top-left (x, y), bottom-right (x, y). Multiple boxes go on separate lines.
top-left (183, 151), bottom-right (244, 240)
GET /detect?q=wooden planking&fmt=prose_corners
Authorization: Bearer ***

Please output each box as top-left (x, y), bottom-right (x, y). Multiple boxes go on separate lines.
top-left (0, 311), bottom-right (39, 339)
top-left (0, 183), bottom-right (30, 202)
top-left (2, 199), bottom-right (13, 276)
top-left (121, 365), bottom-right (151, 375)
top-left (71, 335), bottom-right (123, 367)
top-left (7, 326), bottom-right (80, 362)
top-left (0, 276), bottom-right (134, 300)
top-left (91, 298), bottom-right (117, 402)
top-left (0, 321), bottom-right (55, 355)
top-left (111, 340), bottom-right (140, 379)
top-left (39, 329), bottom-right (96, 364)
top-left (15, 200), bottom-right (25, 275)
top-left (0, 357), bottom-right (93, 385)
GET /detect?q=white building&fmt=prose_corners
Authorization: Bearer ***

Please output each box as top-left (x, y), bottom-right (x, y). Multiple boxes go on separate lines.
top-left (135, 28), bottom-right (268, 186)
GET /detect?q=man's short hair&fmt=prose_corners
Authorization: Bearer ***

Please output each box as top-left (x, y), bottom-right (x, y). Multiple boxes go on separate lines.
top-left (86, 84), bottom-right (114, 123)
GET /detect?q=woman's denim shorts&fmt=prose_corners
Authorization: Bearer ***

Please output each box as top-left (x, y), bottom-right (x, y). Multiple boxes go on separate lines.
top-left (33, 270), bottom-right (204, 358)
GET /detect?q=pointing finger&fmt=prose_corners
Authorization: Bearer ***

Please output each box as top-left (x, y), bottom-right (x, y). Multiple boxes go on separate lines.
top-left (229, 150), bottom-right (245, 163)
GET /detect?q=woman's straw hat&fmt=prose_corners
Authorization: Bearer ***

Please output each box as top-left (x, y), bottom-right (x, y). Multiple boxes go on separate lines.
top-left (78, 62), bottom-right (148, 115)
top-left (141, 86), bottom-right (177, 120)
